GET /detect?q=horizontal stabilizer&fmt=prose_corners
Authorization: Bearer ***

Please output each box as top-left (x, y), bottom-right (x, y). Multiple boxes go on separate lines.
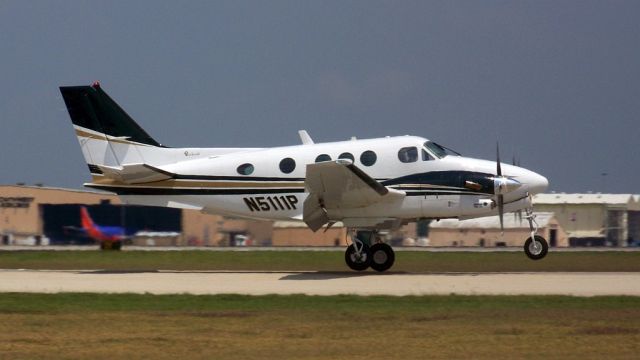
top-left (97, 163), bottom-right (174, 184)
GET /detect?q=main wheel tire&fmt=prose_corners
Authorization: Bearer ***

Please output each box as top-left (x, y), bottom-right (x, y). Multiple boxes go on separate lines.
top-left (369, 243), bottom-right (395, 272)
top-left (345, 243), bottom-right (371, 271)
top-left (524, 235), bottom-right (548, 260)
top-left (113, 241), bottom-right (122, 251)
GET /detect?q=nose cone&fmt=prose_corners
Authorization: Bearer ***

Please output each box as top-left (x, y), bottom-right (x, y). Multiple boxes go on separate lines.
top-left (527, 171), bottom-right (549, 195)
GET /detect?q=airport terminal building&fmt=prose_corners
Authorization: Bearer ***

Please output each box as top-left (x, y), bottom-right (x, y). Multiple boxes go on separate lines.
top-left (2, 184), bottom-right (639, 248)
top-left (0, 185), bottom-right (271, 247)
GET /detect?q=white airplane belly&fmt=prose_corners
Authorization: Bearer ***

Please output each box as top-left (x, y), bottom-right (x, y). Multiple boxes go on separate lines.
top-left (421, 194), bottom-right (461, 218)
top-left (119, 193), bottom-right (305, 221)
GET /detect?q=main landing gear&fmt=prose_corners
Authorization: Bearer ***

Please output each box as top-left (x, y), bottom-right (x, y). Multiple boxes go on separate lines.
top-left (345, 231), bottom-right (395, 272)
top-left (523, 209), bottom-right (548, 260)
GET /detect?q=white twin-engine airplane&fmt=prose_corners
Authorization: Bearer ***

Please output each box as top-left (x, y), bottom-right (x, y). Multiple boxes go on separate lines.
top-left (60, 82), bottom-right (550, 271)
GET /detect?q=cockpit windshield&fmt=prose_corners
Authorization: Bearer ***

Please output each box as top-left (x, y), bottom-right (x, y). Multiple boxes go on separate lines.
top-left (424, 141), bottom-right (461, 159)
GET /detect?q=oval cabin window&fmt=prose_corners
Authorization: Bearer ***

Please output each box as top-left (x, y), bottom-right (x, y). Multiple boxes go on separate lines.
top-left (279, 158), bottom-right (296, 174)
top-left (237, 163), bottom-right (254, 175)
top-left (338, 152), bottom-right (355, 162)
top-left (360, 150), bottom-right (377, 166)
top-left (315, 154), bottom-right (332, 163)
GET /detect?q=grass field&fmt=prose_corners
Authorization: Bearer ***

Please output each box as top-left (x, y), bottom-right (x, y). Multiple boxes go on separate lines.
top-left (0, 293), bottom-right (639, 359)
top-left (1, 250), bottom-right (640, 272)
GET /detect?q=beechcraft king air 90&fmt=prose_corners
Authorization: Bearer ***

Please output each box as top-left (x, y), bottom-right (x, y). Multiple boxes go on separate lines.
top-left (60, 82), bottom-right (550, 271)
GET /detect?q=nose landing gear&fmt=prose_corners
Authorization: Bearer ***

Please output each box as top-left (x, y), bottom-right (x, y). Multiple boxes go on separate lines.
top-left (523, 209), bottom-right (548, 260)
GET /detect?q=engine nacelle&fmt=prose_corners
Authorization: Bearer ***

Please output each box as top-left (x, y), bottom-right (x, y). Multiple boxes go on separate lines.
top-left (474, 199), bottom-right (493, 209)
top-left (459, 196), bottom-right (496, 217)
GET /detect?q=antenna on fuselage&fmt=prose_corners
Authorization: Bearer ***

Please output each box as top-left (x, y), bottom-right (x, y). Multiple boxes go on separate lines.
top-left (298, 130), bottom-right (314, 145)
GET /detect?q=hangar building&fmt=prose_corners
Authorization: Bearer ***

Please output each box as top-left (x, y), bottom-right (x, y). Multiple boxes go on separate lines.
top-left (428, 212), bottom-right (568, 247)
top-left (532, 193), bottom-right (640, 246)
top-left (272, 221), bottom-right (346, 246)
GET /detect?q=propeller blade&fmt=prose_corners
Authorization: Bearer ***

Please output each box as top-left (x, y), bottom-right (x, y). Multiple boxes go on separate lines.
top-left (496, 142), bottom-right (502, 176)
top-left (498, 194), bottom-right (504, 234)
top-left (512, 155), bottom-right (516, 166)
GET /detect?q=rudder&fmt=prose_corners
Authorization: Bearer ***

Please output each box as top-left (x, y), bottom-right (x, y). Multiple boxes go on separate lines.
top-left (59, 82), bottom-right (162, 147)
top-left (60, 82), bottom-right (167, 173)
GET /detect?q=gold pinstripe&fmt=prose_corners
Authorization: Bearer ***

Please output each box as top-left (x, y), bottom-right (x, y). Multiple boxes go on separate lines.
top-left (75, 128), bottom-right (152, 146)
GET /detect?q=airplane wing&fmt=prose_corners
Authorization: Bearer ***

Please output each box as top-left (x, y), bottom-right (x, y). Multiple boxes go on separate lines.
top-left (97, 163), bottom-right (173, 184)
top-left (303, 160), bottom-right (405, 231)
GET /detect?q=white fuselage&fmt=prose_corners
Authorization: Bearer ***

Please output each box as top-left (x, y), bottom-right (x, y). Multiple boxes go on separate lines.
top-left (86, 135), bottom-right (548, 228)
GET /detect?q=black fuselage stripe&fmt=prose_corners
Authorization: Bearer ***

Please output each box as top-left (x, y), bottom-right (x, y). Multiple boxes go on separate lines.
top-left (85, 185), bottom-right (306, 195)
top-left (172, 174), bottom-right (306, 182)
top-left (85, 185), bottom-right (486, 197)
top-left (404, 191), bottom-right (486, 196)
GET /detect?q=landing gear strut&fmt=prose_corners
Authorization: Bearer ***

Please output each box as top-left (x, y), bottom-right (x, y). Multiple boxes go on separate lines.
top-left (344, 230), bottom-right (395, 272)
top-left (523, 208), bottom-right (548, 260)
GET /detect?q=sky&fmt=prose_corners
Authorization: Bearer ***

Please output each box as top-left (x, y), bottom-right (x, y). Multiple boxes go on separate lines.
top-left (0, 0), bottom-right (639, 193)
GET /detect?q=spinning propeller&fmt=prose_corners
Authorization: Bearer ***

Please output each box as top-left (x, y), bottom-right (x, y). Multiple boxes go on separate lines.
top-left (493, 143), bottom-right (522, 233)
top-left (512, 155), bottom-right (523, 223)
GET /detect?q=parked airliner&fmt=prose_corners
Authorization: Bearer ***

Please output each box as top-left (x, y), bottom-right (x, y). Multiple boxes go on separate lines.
top-left (64, 206), bottom-right (127, 250)
top-left (60, 82), bottom-right (549, 271)
top-left (79, 206), bottom-right (127, 250)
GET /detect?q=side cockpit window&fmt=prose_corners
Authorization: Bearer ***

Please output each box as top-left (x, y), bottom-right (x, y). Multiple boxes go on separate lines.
top-left (422, 149), bottom-right (433, 161)
top-left (424, 141), bottom-right (461, 158)
top-left (398, 147), bottom-right (418, 163)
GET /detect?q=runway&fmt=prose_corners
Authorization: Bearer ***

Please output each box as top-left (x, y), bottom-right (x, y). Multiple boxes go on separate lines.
top-left (1, 270), bottom-right (639, 296)
top-left (3, 245), bottom-right (640, 252)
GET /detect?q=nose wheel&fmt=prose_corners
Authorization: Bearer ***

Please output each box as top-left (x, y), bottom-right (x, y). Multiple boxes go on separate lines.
top-left (523, 207), bottom-right (548, 260)
top-left (524, 235), bottom-right (548, 260)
